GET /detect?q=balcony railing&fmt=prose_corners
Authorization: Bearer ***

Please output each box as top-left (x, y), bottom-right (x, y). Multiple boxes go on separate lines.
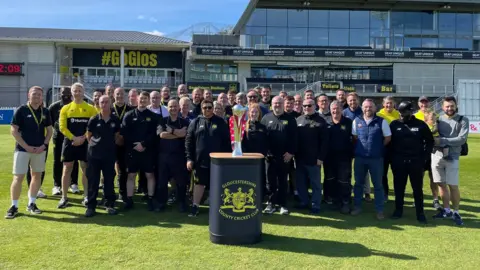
top-left (53, 74), bottom-right (182, 89)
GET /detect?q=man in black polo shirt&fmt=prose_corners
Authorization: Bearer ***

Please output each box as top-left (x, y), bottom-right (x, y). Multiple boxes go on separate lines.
top-left (157, 99), bottom-right (190, 212)
top-left (111, 87), bottom-right (133, 202)
top-left (121, 91), bottom-right (158, 210)
top-left (85, 95), bottom-right (120, 217)
top-left (324, 101), bottom-right (354, 214)
top-left (6, 86), bottom-right (53, 219)
top-left (48, 87), bottom-right (79, 196)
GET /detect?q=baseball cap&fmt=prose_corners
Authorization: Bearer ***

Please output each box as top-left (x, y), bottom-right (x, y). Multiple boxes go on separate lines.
top-left (418, 96), bottom-right (429, 102)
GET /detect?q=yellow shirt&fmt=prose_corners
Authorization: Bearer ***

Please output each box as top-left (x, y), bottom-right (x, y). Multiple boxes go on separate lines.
top-left (427, 123), bottom-right (439, 137)
top-left (414, 110), bottom-right (425, 121)
top-left (377, 108), bottom-right (400, 124)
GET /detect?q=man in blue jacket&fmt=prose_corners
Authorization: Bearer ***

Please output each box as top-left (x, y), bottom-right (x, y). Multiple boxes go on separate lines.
top-left (351, 99), bottom-right (391, 220)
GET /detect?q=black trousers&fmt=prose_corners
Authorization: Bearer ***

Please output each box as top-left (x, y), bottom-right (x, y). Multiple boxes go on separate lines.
top-left (52, 136), bottom-right (78, 187)
top-left (26, 148), bottom-right (48, 187)
top-left (324, 157), bottom-right (352, 204)
top-left (116, 146), bottom-right (128, 198)
top-left (156, 153), bottom-right (188, 205)
top-left (86, 157), bottom-right (116, 209)
top-left (287, 159), bottom-right (296, 194)
top-left (382, 150), bottom-right (392, 196)
top-left (391, 157), bottom-right (425, 217)
top-left (266, 156), bottom-right (289, 207)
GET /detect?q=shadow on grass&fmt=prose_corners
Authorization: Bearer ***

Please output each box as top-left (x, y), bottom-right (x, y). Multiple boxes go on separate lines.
top-left (248, 233), bottom-right (418, 260)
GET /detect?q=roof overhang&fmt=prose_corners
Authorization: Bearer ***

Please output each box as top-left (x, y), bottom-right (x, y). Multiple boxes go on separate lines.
top-left (0, 38), bottom-right (190, 49)
top-left (233, 0), bottom-right (480, 34)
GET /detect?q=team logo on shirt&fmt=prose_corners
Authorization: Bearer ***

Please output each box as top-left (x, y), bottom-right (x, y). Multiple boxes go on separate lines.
top-left (282, 120), bottom-right (288, 125)
top-left (410, 127), bottom-right (419, 132)
top-left (358, 124), bottom-right (362, 128)
top-left (212, 124), bottom-right (217, 129)
top-left (146, 117), bottom-right (151, 122)
top-left (111, 123), bottom-right (116, 128)
top-left (27, 114), bottom-right (32, 118)
top-left (259, 129), bottom-right (264, 132)
top-left (341, 125), bottom-right (346, 130)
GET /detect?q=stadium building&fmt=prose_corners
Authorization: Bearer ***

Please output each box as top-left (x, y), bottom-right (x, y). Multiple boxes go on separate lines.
top-left (187, 0), bottom-right (480, 101)
top-left (0, 27), bottom-right (188, 107)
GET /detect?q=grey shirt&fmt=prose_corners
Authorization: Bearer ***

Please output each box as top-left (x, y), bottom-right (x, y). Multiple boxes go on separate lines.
top-left (437, 114), bottom-right (469, 159)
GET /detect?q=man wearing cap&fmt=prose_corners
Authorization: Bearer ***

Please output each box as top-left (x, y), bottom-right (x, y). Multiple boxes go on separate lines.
top-left (389, 101), bottom-right (433, 223)
top-left (377, 96), bottom-right (400, 201)
top-left (414, 96), bottom-right (430, 122)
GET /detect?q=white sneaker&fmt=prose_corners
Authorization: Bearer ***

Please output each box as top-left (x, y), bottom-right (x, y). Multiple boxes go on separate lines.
top-left (69, 184), bottom-right (80, 194)
top-left (52, 186), bottom-right (61, 196)
top-left (280, 207), bottom-right (290, 215)
top-left (37, 189), bottom-right (47, 198)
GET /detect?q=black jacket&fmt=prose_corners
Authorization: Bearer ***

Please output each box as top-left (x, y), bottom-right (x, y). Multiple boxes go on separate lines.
top-left (191, 102), bottom-right (202, 117)
top-left (327, 116), bottom-right (354, 160)
top-left (242, 121), bottom-right (268, 156)
top-left (390, 117), bottom-right (434, 160)
top-left (296, 113), bottom-right (329, 165)
top-left (260, 112), bottom-right (297, 158)
top-left (319, 110), bottom-right (332, 123)
top-left (185, 115), bottom-right (231, 168)
top-left (48, 100), bottom-right (67, 140)
top-left (121, 108), bottom-right (158, 151)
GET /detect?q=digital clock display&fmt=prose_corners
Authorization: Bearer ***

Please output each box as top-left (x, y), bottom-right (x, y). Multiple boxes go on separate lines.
top-left (0, 63), bottom-right (23, 76)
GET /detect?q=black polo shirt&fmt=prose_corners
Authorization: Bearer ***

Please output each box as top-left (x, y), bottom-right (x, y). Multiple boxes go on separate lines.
top-left (157, 116), bottom-right (189, 155)
top-left (87, 114), bottom-right (120, 160)
top-left (11, 104), bottom-right (52, 152)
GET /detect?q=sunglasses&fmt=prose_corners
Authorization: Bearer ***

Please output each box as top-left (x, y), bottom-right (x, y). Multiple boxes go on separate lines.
top-left (202, 106), bottom-right (213, 110)
top-left (303, 104), bottom-right (313, 108)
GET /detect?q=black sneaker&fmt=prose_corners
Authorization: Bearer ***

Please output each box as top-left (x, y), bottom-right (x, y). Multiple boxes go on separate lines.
top-left (58, 198), bottom-right (69, 209)
top-left (167, 194), bottom-right (176, 205)
top-left (433, 209), bottom-right (453, 219)
top-left (85, 208), bottom-right (96, 218)
top-left (27, 203), bottom-right (42, 214)
top-left (310, 208), bottom-right (321, 215)
top-left (417, 214), bottom-right (428, 224)
top-left (106, 207), bottom-right (118, 215)
top-left (124, 198), bottom-right (134, 210)
top-left (391, 209), bottom-right (403, 219)
top-left (452, 212), bottom-right (464, 226)
top-left (147, 198), bottom-right (155, 212)
top-left (179, 202), bottom-right (188, 213)
top-left (154, 203), bottom-right (166, 212)
top-left (340, 204), bottom-right (350, 215)
top-left (5, 205), bottom-right (18, 219)
top-left (188, 205), bottom-right (199, 217)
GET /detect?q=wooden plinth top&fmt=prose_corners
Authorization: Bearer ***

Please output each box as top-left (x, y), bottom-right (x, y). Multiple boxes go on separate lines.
top-left (210, 153), bottom-right (264, 159)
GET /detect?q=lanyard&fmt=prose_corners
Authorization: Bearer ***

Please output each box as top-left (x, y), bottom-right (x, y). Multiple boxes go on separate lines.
top-left (114, 104), bottom-right (126, 119)
top-left (27, 103), bottom-right (43, 129)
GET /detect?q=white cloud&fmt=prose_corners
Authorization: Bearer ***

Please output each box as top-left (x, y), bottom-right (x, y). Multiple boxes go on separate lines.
top-left (137, 15), bottom-right (145, 20)
top-left (145, 30), bottom-right (165, 36)
top-left (149, 17), bottom-right (158, 23)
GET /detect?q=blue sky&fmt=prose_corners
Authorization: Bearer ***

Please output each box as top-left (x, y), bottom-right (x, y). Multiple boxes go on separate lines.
top-left (0, 0), bottom-right (249, 38)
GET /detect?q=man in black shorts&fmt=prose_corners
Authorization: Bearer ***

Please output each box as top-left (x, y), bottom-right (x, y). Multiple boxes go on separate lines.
top-left (58, 83), bottom-right (97, 209)
top-left (85, 95), bottom-right (120, 217)
top-left (121, 91), bottom-right (158, 210)
top-left (185, 100), bottom-right (230, 217)
top-left (157, 99), bottom-right (190, 212)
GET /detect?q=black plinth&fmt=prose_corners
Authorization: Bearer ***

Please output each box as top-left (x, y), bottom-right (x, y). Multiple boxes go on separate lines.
top-left (209, 153), bottom-right (264, 245)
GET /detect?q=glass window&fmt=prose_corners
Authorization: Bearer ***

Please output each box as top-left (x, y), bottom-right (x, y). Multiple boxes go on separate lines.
top-left (349, 29), bottom-right (370, 46)
top-left (223, 65), bottom-right (237, 74)
top-left (87, 69), bottom-right (96, 76)
top-left (371, 37), bottom-right (389, 50)
top-left (247, 8), bottom-right (266, 26)
top-left (474, 13), bottom-right (480, 33)
top-left (439, 38), bottom-right (455, 48)
top-left (439, 12), bottom-right (456, 33)
top-left (127, 69), bottom-right (136, 76)
top-left (404, 37), bottom-right (422, 49)
top-left (421, 11), bottom-right (437, 34)
top-left (370, 11), bottom-right (389, 29)
top-left (456, 38), bottom-right (473, 50)
top-left (245, 26), bottom-right (267, 35)
top-left (207, 64), bottom-right (221, 73)
top-left (136, 69), bottom-right (145, 76)
top-left (309, 10), bottom-right (328, 27)
top-left (267, 27), bottom-right (287, 45)
top-left (391, 11), bottom-right (405, 32)
top-left (288, 28), bottom-right (308, 45)
top-left (329, 29), bottom-right (349, 46)
top-left (191, 63), bottom-right (205, 72)
top-left (246, 35), bottom-right (267, 47)
top-left (422, 38), bottom-right (438, 48)
top-left (107, 69), bottom-right (116, 76)
top-left (267, 9), bottom-right (287, 27)
top-left (329, 10), bottom-right (349, 28)
top-left (147, 70), bottom-right (156, 77)
top-left (288, 10), bottom-right (308, 27)
top-left (404, 12), bottom-right (422, 34)
top-left (97, 69), bottom-right (106, 76)
top-left (350, 11), bottom-right (369, 29)
top-left (456, 13), bottom-right (473, 35)
top-left (308, 28), bottom-right (328, 46)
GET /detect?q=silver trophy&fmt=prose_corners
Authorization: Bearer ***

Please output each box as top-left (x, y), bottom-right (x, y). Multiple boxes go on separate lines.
top-left (230, 104), bottom-right (248, 157)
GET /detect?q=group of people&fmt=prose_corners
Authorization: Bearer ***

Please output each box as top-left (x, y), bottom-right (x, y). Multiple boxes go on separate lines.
top-left (5, 84), bottom-right (469, 226)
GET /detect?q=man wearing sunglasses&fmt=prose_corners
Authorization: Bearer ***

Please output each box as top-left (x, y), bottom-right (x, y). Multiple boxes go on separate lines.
top-left (295, 99), bottom-right (329, 214)
top-left (185, 100), bottom-right (230, 217)
top-left (247, 90), bottom-right (269, 116)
